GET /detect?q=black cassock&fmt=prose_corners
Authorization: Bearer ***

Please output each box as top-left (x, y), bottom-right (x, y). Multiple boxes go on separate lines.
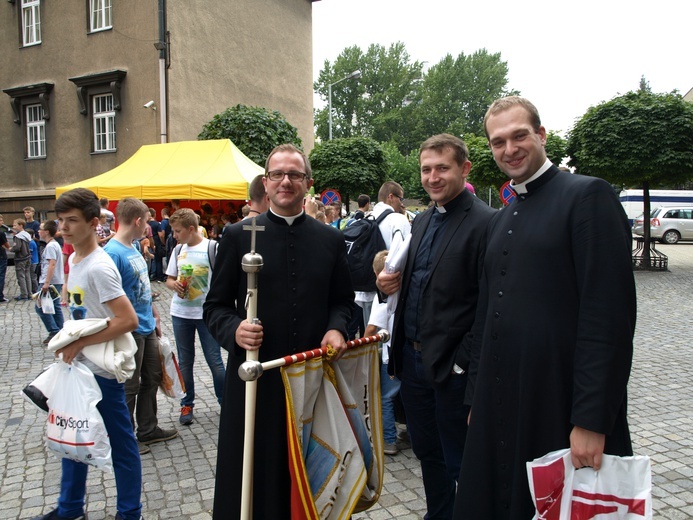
top-left (204, 211), bottom-right (353, 519)
top-left (455, 166), bottom-right (637, 519)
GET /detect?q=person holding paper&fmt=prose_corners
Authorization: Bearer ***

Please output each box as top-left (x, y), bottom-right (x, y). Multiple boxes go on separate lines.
top-left (377, 134), bottom-right (496, 519)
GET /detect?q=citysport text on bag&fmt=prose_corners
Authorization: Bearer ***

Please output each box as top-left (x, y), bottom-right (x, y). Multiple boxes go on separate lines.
top-left (342, 209), bottom-right (393, 292)
top-left (44, 359), bottom-right (113, 472)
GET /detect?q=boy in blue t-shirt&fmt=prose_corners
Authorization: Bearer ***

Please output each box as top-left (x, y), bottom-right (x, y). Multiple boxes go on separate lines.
top-left (104, 198), bottom-right (178, 453)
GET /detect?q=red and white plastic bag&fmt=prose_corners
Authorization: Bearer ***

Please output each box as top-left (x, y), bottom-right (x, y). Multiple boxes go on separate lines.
top-left (527, 448), bottom-right (652, 520)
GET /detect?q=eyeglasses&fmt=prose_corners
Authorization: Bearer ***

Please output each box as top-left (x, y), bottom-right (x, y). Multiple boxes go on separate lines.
top-left (391, 194), bottom-right (404, 202)
top-left (266, 170), bottom-right (307, 182)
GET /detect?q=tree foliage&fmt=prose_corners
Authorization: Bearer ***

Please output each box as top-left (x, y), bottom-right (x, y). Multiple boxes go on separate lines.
top-left (567, 88), bottom-right (693, 259)
top-left (198, 104), bottom-right (302, 165)
top-left (314, 43), bottom-right (423, 149)
top-left (314, 44), bottom-right (515, 154)
top-left (566, 90), bottom-right (693, 187)
top-left (545, 131), bottom-right (568, 168)
top-left (414, 50), bottom-right (518, 140)
top-left (309, 137), bottom-right (388, 207)
top-left (381, 142), bottom-right (427, 203)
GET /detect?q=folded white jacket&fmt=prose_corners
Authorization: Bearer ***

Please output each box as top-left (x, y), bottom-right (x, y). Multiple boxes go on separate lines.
top-left (47, 318), bottom-right (137, 383)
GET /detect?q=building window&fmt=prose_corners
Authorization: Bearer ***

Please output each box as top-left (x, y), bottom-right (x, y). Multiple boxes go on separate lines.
top-left (93, 94), bottom-right (116, 152)
top-left (26, 104), bottom-right (46, 158)
top-left (21, 0), bottom-right (41, 46)
top-left (90, 0), bottom-right (112, 32)
top-left (2, 82), bottom-right (53, 159)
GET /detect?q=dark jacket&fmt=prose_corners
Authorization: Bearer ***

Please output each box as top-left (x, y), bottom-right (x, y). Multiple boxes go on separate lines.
top-left (389, 188), bottom-right (496, 387)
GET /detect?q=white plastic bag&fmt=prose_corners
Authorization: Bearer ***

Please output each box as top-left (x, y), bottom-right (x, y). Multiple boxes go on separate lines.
top-left (40, 291), bottom-right (55, 314)
top-left (527, 448), bottom-right (652, 520)
top-left (158, 336), bottom-right (186, 399)
top-left (45, 359), bottom-right (112, 472)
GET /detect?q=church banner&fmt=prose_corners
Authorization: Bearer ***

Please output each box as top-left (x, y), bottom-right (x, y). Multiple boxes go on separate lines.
top-left (282, 342), bottom-right (383, 520)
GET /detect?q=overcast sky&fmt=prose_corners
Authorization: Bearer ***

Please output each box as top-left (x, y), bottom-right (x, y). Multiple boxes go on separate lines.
top-left (312, 0), bottom-right (691, 137)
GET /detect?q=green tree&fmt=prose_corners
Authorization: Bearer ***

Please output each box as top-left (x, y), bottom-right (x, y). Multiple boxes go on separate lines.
top-left (314, 42), bottom-right (423, 148)
top-left (567, 89), bottom-right (693, 265)
top-left (309, 137), bottom-right (388, 208)
top-left (198, 104), bottom-right (301, 165)
top-left (465, 134), bottom-right (504, 207)
top-left (413, 49), bottom-right (518, 141)
top-left (545, 131), bottom-right (568, 167)
top-left (381, 142), bottom-right (427, 203)
top-left (314, 44), bottom-right (516, 155)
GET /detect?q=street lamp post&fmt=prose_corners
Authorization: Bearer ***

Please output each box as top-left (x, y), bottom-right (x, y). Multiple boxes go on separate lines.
top-left (328, 70), bottom-right (361, 140)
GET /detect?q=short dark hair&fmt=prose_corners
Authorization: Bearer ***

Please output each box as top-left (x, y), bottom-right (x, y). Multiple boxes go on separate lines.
top-left (248, 175), bottom-right (266, 204)
top-left (357, 194), bottom-right (370, 208)
top-left (378, 181), bottom-right (404, 203)
top-left (483, 96), bottom-right (542, 137)
top-left (55, 188), bottom-right (101, 221)
top-left (419, 134), bottom-right (469, 166)
top-left (99, 197), bottom-right (109, 208)
top-left (264, 144), bottom-right (312, 180)
top-left (116, 198), bottom-right (149, 225)
top-left (43, 219), bottom-right (58, 237)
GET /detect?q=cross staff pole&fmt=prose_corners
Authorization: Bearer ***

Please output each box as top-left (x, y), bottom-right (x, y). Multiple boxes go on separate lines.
top-left (238, 330), bottom-right (390, 382)
top-left (240, 217), bottom-right (264, 520)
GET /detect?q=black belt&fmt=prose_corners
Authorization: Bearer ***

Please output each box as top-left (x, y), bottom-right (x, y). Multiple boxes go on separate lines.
top-left (409, 340), bottom-right (422, 351)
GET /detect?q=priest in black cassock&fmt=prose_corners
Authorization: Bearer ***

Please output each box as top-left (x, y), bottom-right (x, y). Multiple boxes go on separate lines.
top-left (454, 97), bottom-right (636, 519)
top-left (203, 144), bottom-right (354, 519)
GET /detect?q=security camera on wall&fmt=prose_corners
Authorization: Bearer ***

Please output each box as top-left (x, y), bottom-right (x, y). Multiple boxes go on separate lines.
top-left (143, 100), bottom-right (155, 109)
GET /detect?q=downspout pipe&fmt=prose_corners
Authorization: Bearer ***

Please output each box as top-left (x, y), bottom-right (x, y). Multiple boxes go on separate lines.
top-left (158, 0), bottom-right (168, 143)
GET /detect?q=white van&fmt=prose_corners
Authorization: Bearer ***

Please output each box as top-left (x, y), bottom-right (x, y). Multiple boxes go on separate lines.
top-left (619, 190), bottom-right (693, 225)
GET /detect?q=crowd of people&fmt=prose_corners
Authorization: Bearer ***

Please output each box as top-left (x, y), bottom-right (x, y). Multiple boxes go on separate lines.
top-left (21, 95), bottom-right (637, 520)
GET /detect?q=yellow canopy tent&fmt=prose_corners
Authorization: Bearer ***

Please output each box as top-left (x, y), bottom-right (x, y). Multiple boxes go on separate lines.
top-left (55, 139), bottom-right (264, 200)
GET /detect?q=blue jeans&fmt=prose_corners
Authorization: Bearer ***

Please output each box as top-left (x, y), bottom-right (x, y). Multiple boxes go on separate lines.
top-left (381, 360), bottom-right (401, 444)
top-left (399, 341), bottom-right (469, 520)
top-left (58, 375), bottom-right (142, 520)
top-left (0, 257), bottom-right (6, 299)
top-left (35, 283), bottom-right (64, 334)
top-left (172, 316), bottom-right (226, 407)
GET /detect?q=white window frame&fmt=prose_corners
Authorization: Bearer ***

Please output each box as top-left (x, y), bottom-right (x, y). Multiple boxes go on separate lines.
top-left (90, 0), bottom-right (112, 32)
top-left (93, 94), bottom-right (116, 152)
top-left (25, 104), bottom-right (46, 158)
top-left (21, 0), bottom-right (41, 47)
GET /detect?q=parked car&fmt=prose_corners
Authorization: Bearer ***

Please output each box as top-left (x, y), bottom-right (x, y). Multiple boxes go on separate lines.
top-left (632, 207), bottom-right (693, 244)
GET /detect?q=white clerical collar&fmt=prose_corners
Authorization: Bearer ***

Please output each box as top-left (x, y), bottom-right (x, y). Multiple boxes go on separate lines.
top-left (270, 208), bottom-right (304, 225)
top-left (435, 205), bottom-right (447, 214)
top-left (511, 158), bottom-right (552, 195)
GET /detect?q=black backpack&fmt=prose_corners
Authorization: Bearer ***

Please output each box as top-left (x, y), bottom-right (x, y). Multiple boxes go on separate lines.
top-left (342, 209), bottom-right (393, 292)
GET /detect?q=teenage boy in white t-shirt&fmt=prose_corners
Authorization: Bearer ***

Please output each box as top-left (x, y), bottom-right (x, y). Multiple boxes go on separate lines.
top-left (165, 208), bottom-right (226, 425)
top-left (36, 188), bottom-right (141, 520)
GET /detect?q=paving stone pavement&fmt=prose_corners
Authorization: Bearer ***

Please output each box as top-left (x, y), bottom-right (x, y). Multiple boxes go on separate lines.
top-left (1, 242), bottom-right (692, 519)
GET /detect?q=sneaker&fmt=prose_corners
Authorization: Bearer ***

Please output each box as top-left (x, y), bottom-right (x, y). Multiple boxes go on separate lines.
top-left (115, 513), bottom-right (143, 520)
top-left (14, 295), bottom-right (28, 301)
top-left (180, 405), bottom-right (194, 425)
top-left (396, 429), bottom-right (411, 449)
top-left (138, 442), bottom-right (151, 455)
top-left (0, 297), bottom-right (8, 303)
top-left (383, 443), bottom-right (399, 456)
top-left (32, 509), bottom-right (87, 520)
top-left (137, 426), bottom-right (179, 445)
